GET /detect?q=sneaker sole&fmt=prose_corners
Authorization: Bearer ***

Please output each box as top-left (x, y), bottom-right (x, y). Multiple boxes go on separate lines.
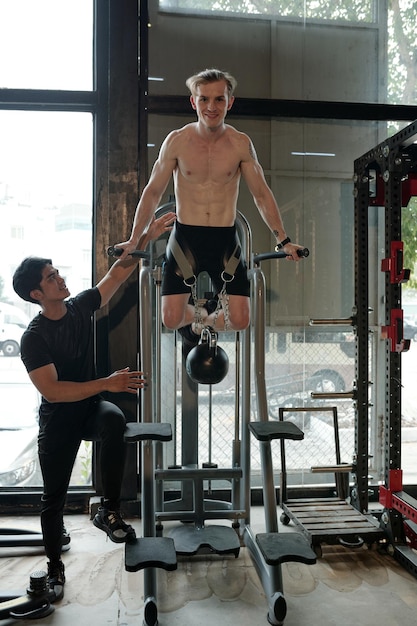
top-left (93, 516), bottom-right (136, 544)
top-left (47, 584), bottom-right (64, 602)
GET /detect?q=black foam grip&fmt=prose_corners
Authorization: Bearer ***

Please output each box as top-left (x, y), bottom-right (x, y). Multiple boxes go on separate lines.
top-left (107, 245), bottom-right (122, 257)
top-left (298, 248), bottom-right (309, 258)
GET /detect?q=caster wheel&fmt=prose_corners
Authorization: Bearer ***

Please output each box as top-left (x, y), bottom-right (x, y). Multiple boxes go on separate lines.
top-left (314, 544), bottom-right (322, 558)
top-left (268, 591), bottom-right (286, 625)
top-left (143, 597), bottom-right (158, 626)
top-left (280, 513), bottom-right (290, 525)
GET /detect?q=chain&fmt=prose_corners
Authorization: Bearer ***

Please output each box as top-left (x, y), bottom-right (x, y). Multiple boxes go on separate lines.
top-left (189, 279), bottom-right (230, 331)
top-left (215, 283), bottom-right (230, 330)
top-left (190, 281), bottom-right (204, 333)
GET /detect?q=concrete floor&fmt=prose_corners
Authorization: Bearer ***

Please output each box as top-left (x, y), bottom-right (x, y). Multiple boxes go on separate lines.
top-left (0, 509), bottom-right (416, 626)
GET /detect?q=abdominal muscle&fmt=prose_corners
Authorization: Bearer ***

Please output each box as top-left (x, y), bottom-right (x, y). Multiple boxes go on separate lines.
top-left (174, 171), bottom-right (240, 227)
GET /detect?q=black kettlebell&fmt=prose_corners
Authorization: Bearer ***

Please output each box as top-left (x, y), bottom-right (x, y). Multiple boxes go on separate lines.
top-left (186, 327), bottom-right (229, 385)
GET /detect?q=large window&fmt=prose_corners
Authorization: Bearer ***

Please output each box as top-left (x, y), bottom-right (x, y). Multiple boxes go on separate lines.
top-left (157, 0), bottom-right (417, 107)
top-left (0, 0), bottom-right (93, 90)
top-left (0, 1), bottom-right (94, 490)
top-left (148, 0), bottom-right (417, 489)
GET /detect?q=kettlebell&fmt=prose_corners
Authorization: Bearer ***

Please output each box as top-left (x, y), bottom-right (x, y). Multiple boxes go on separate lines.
top-left (186, 327), bottom-right (229, 385)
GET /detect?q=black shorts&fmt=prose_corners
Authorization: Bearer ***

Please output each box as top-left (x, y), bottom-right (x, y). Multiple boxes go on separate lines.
top-left (161, 222), bottom-right (250, 297)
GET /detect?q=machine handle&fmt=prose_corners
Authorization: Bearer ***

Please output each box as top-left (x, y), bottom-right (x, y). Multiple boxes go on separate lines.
top-left (108, 245), bottom-right (308, 264)
top-left (107, 245), bottom-right (149, 259)
top-left (253, 248), bottom-right (309, 264)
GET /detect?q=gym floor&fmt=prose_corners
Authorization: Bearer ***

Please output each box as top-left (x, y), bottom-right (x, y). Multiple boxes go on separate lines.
top-left (0, 508), bottom-right (416, 626)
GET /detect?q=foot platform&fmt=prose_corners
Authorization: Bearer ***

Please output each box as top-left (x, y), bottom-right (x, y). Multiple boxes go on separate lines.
top-left (124, 422), bottom-right (172, 442)
top-left (169, 524), bottom-right (240, 557)
top-left (125, 537), bottom-right (177, 572)
top-left (256, 532), bottom-right (316, 566)
top-left (249, 421), bottom-right (304, 442)
top-left (0, 528), bottom-right (70, 549)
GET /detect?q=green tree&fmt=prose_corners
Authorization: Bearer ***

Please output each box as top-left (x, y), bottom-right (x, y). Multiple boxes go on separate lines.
top-left (388, 1), bottom-right (417, 284)
top-left (388, 0), bottom-right (417, 105)
top-left (403, 199), bottom-right (417, 288)
top-left (166, 0), bottom-right (374, 20)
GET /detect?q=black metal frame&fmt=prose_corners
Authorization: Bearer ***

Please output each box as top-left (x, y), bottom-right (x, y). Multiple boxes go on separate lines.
top-left (354, 119), bottom-right (417, 576)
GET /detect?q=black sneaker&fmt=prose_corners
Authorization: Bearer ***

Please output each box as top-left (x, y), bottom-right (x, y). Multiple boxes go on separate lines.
top-left (177, 324), bottom-right (200, 348)
top-left (61, 524), bottom-right (71, 549)
top-left (93, 507), bottom-right (136, 543)
top-left (47, 560), bottom-right (65, 602)
top-left (203, 297), bottom-right (219, 315)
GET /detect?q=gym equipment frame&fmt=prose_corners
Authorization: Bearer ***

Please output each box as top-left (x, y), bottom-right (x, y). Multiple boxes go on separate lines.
top-left (354, 119), bottom-right (417, 577)
top-left (119, 205), bottom-right (316, 625)
top-left (0, 570), bottom-right (54, 621)
top-left (276, 405), bottom-right (383, 557)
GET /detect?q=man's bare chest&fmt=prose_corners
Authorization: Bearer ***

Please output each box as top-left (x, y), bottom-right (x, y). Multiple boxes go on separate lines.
top-left (177, 150), bottom-right (240, 184)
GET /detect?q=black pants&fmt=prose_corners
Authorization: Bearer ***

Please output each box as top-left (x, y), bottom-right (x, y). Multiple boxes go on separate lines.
top-left (38, 398), bottom-right (126, 564)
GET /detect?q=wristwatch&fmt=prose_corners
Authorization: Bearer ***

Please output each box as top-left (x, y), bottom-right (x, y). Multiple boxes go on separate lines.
top-left (275, 236), bottom-right (291, 252)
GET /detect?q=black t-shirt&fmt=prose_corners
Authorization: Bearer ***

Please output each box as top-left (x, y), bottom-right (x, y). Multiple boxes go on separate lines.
top-left (21, 288), bottom-right (101, 424)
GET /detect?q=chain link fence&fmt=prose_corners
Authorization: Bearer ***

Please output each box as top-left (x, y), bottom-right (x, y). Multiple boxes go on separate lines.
top-left (160, 327), bottom-right (357, 491)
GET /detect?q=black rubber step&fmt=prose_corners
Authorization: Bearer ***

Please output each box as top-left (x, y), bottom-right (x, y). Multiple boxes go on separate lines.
top-left (249, 421), bottom-right (304, 442)
top-left (124, 422), bottom-right (172, 442)
top-left (125, 537), bottom-right (177, 572)
top-left (169, 524), bottom-right (240, 557)
top-left (0, 528), bottom-right (70, 548)
top-left (256, 532), bottom-right (316, 565)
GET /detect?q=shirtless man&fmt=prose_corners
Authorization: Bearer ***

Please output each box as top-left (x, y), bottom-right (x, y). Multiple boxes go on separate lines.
top-left (115, 68), bottom-right (305, 345)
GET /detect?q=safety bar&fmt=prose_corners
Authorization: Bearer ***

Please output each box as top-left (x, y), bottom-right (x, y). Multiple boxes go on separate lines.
top-left (310, 317), bottom-right (354, 326)
top-left (311, 464), bottom-right (354, 473)
top-left (311, 390), bottom-right (356, 400)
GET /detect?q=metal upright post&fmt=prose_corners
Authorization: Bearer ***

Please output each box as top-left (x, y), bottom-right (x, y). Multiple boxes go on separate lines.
top-left (353, 159), bottom-right (371, 513)
top-left (138, 258), bottom-right (157, 607)
top-left (383, 146), bottom-right (403, 482)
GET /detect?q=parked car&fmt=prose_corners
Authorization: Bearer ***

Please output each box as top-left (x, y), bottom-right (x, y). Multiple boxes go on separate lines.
top-left (0, 384), bottom-right (40, 487)
top-left (0, 321), bottom-right (24, 356)
top-left (198, 329), bottom-right (355, 428)
top-left (403, 318), bottom-right (417, 342)
top-left (0, 303), bottom-right (30, 357)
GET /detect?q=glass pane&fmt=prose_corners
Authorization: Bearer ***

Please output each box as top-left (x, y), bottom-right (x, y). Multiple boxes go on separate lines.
top-left (149, 111), bottom-right (393, 488)
top-left (161, 327), bottom-right (356, 490)
top-left (153, 2), bottom-right (417, 105)
top-left (402, 292), bottom-right (417, 484)
top-left (0, 0), bottom-right (93, 90)
top-left (148, 3), bottom-right (417, 493)
top-left (159, 0), bottom-right (376, 21)
top-left (0, 110), bottom-right (93, 488)
top-left (388, 2), bottom-right (417, 105)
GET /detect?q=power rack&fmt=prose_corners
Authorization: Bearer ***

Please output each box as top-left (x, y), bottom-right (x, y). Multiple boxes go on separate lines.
top-left (354, 119), bottom-right (417, 577)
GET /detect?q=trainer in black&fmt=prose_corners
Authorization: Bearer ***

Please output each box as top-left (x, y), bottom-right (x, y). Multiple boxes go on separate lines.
top-left (93, 507), bottom-right (136, 543)
top-left (47, 560), bottom-right (65, 602)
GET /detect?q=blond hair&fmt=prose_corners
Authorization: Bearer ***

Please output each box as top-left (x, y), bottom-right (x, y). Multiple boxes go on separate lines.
top-left (186, 68), bottom-right (237, 97)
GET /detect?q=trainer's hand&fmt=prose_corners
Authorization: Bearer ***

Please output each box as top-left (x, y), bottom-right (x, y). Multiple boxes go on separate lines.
top-left (105, 367), bottom-right (147, 394)
top-left (147, 211), bottom-right (176, 241)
